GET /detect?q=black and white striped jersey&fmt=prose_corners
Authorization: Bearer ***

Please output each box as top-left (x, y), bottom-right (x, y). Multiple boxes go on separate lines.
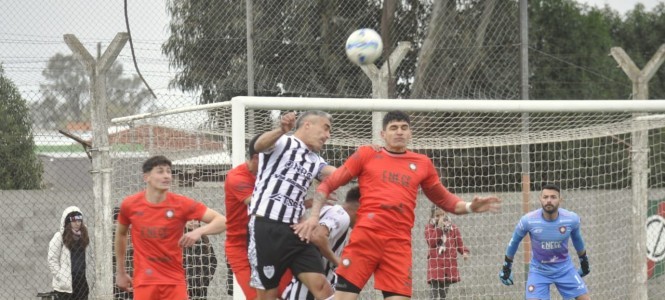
top-left (250, 135), bottom-right (327, 224)
top-left (281, 205), bottom-right (351, 300)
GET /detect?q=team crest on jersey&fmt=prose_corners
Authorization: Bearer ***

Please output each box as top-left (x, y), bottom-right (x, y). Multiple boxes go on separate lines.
top-left (528, 285), bottom-right (535, 292)
top-left (342, 258), bottom-right (351, 267)
top-left (559, 226), bottom-right (567, 234)
top-left (263, 265), bottom-right (275, 279)
top-left (409, 163), bottom-right (416, 171)
top-left (165, 209), bottom-right (174, 219)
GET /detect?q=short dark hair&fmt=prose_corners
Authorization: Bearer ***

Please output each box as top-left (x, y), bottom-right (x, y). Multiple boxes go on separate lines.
top-left (382, 110), bottom-right (411, 129)
top-left (345, 186), bottom-right (360, 204)
top-left (541, 183), bottom-right (560, 194)
top-left (295, 110), bottom-right (332, 130)
top-left (248, 133), bottom-right (261, 158)
top-left (142, 155), bottom-right (172, 173)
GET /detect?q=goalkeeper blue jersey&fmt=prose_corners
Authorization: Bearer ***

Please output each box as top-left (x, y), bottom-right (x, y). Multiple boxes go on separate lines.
top-left (505, 208), bottom-right (585, 276)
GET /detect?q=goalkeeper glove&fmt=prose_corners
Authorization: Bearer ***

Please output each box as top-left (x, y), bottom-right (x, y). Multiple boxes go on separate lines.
top-left (499, 256), bottom-right (514, 285)
top-left (578, 252), bottom-right (590, 277)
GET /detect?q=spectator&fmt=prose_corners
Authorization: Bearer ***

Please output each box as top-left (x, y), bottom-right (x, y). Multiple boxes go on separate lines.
top-left (48, 206), bottom-right (91, 300)
top-left (425, 207), bottom-right (469, 299)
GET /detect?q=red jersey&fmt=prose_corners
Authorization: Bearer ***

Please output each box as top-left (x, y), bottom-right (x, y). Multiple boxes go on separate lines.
top-left (224, 163), bottom-right (256, 248)
top-left (118, 191), bottom-right (207, 287)
top-left (319, 146), bottom-right (461, 238)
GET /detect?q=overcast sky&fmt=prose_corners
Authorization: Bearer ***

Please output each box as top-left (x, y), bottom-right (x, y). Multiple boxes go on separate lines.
top-left (0, 1), bottom-right (171, 91)
top-left (0, 0), bottom-right (661, 105)
top-left (577, 0), bottom-right (662, 13)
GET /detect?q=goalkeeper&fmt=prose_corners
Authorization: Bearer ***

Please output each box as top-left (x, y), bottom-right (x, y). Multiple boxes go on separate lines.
top-left (499, 183), bottom-right (590, 300)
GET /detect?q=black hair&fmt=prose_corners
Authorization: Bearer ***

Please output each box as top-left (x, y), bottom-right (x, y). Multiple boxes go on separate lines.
top-left (382, 111), bottom-right (411, 129)
top-left (248, 133), bottom-right (261, 158)
top-left (345, 186), bottom-right (360, 204)
top-left (541, 183), bottom-right (561, 194)
top-left (142, 155), bottom-right (172, 173)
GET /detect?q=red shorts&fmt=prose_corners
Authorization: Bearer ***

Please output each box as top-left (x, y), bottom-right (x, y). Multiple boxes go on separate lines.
top-left (227, 244), bottom-right (257, 299)
top-left (133, 284), bottom-right (187, 300)
top-left (335, 228), bottom-right (413, 297)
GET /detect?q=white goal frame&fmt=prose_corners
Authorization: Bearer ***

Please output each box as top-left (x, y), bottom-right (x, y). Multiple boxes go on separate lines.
top-left (229, 97), bottom-right (665, 165)
top-left (229, 96), bottom-right (665, 300)
top-left (112, 97), bottom-right (665, 300)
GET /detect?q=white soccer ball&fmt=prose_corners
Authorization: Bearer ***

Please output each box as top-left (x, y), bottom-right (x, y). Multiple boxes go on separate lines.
top-left (345, 28), bottom-right (383, 65)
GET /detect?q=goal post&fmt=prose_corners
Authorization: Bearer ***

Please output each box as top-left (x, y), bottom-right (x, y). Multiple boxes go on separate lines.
top-left (229, 97), bottom-right (665, 165)
top-left (109, 97), bottom-right (665, 299)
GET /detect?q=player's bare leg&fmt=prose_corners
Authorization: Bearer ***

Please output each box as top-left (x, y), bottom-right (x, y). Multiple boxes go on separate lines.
top-left (384, 296), bottom-right (409, 300)
top-left (334, 290), bottom-right (359, 300)
top-left (256, 287), bottom-right (278, 300)
top-left (297, 272), bottom-right (334, 299)
top-left (333, 291), bottom-right (410, 300)
top-left (576, 294), bottom-right (590, 300)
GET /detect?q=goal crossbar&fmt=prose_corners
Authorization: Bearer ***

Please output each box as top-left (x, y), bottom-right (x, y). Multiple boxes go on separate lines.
top-left (112, 98), bottom-right (665, 125)
top-left (107, 96), bottom-right (665, 299)
top-left (232, 97), bottom-right (665, 113)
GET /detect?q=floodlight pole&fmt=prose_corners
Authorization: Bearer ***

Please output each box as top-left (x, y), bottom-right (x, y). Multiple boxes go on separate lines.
top-left (65, 32), bottom-right (129, 300)
top-left (611, 44), bottom-right (665, 300)
top-left (359, 41), bottom-right (411, 144)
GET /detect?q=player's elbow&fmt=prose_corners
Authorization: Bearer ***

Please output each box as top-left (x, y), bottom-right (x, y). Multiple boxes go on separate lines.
top-left (213, 215), bottom-right (228, 233)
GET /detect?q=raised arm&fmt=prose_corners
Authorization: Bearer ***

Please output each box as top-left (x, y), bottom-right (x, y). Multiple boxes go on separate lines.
top-left (422, 161), bottom-right (500, 215)
top-left (422, 182), bottom-right (463, 214)
top-left (254, 112), bottom-right (296, 153)
top-left (423, 183), bottom-right (500, 215)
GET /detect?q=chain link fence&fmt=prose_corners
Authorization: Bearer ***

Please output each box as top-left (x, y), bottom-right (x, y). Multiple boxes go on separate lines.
top-left (1, 0), bottom-right (664, 299)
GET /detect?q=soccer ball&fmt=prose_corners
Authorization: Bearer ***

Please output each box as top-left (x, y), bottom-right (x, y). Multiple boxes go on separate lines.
top-left (345, 28), bottom-right (383, 65)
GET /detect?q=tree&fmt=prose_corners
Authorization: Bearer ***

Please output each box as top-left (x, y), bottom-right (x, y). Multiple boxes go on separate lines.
top-left (610, 3), bottom-right (665, 99)
top-left (163, 0), bottom-right (387, 104)
top-left (32, 53), bottom-right (152, 130)
top-left (0, 64), bottom-right (43, 189)
top-left (528, 0), bottom-right (634, 100)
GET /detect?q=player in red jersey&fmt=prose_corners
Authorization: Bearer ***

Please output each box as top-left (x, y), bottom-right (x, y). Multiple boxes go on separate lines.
top-left (115, 155), bottom-right (227, 300)
top-left (295, 111), bottom-right (501, 299)
top-left (225, 134), bottom-right (291, 299)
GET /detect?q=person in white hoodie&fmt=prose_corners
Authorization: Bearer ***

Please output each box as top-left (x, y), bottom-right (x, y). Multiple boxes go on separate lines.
top-left (48, 206), bottom-right (90, 300)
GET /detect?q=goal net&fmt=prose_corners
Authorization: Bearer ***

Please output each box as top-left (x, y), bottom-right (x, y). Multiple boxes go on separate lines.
top-left (108, 97), bottom-right (665, 300)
